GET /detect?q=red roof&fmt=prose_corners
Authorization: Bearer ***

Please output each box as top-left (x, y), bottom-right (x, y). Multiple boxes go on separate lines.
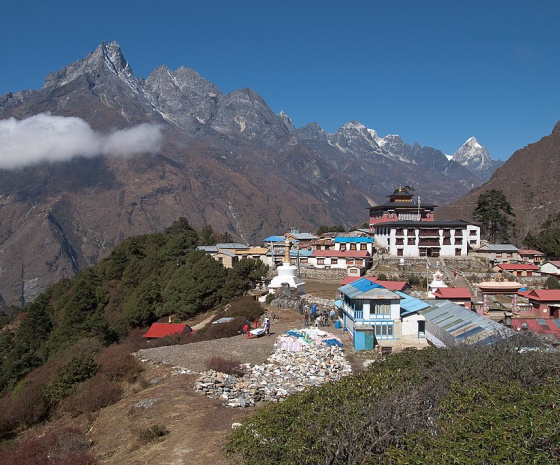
top-left (497, 263), bottom-right (539, 271)
top-left (143, 323), bottom-right (191, 338)
top-left (433, 287), bottom-right (474, 299)
top-left (312, 250), bottom-right (368, 258)
top-left (513, 318), bottom-right (560, 337)
top-left (340, 276), bottom-right (408, 291)
top-left (518, 249), bottom-right (544, 256)
top-left (518, 289), bottom-right (560, 302)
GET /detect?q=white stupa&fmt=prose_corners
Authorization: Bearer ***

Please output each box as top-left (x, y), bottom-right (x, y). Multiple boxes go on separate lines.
top-left (267, 237), bottom-right (305, 295)
top-left (428, 260), bottom-right (447, 298)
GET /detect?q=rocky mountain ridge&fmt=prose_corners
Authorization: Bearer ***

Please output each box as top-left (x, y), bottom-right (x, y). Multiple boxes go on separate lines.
top-left (450, 136), bottom-right (503, 181)
top-left (0, 41), bottom-right (500, 308)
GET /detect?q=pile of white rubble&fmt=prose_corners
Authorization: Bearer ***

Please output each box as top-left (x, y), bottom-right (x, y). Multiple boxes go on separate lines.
top-left (195, 328), bottom-right (352, 407)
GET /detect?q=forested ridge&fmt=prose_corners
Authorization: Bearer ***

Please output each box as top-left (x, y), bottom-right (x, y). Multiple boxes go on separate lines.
top-left (0, 218), bottom-right (267, 439)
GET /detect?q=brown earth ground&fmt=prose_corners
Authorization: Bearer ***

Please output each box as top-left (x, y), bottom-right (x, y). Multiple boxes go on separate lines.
top-left (85, 278), bottom-right (371, 465)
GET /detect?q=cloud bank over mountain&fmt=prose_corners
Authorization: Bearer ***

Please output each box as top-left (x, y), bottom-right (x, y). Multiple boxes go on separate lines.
top-left (0, 113), bottom-right (162, 169)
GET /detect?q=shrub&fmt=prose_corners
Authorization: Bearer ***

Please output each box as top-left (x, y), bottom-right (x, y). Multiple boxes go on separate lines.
top-left (407, 275), bottom-right (420, 286)
top-left (265, 294), bottom-right (275, 304)
top-left (545, 276), bottom-right (560, 289)
top-left (58, 374), bottom-right (123, 416)
top-left (205, 356), bottom-right (246, 377)
top-left (0, 427), bottom-right (97, 465)
top-left (137, 424), bottom-right (169, 444)
top-left (95, 344), bottom-right (142, 382)
top-left (226, 296), bottom-right (265, 321)
top-left (377, 273), bottom-right (387, 281)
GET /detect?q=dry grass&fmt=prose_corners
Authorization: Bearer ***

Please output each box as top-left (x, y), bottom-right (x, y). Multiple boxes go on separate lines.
top-left (303, 278), bottom-right (341, 299)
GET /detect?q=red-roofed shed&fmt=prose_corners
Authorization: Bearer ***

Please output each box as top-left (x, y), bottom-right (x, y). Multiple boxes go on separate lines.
top-left (143, 323), bottom-right (192, 340)
top-left (432, 287), bottom-right (474, 309)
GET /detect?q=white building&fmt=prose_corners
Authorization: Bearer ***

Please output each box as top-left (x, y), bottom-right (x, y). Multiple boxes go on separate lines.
top-left (372, 220), bottom-right (480, 258)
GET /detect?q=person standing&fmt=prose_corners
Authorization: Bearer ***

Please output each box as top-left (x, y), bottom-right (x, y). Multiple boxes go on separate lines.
top-left (265, 318), bottom-right (271, 335)
top-left (304, 311), bottom-right (309, 327)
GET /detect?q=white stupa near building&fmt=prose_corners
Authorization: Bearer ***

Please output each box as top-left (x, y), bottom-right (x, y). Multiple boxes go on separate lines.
top-left (428, 261), bottom-right (447, 298)
top-left (267, 237), bottom-right (305, 295)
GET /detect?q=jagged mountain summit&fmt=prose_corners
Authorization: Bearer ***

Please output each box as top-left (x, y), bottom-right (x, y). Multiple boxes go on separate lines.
top-left (449, 137), bottom-right (503, 181)
top-left (0, 41), bottom-right (496, 307)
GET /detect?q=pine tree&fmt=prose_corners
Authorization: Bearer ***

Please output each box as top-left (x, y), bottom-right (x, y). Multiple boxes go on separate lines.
top-left (472, 189), bottom-right (515, 243)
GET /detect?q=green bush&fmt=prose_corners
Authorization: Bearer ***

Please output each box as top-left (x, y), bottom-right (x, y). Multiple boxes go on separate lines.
top-left (545, 276), bottom-right (560, 289)
top-left (227, 342), bottom-right (560, 464)
top-left (44, 353), bottom-right (98, 404)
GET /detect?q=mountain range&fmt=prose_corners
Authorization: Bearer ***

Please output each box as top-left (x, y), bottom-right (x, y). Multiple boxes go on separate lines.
top-left (0, 41), bottom-right (502, 308)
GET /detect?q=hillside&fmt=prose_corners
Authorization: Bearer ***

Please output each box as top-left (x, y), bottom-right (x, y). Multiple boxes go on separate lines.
top-left (438, 121), bottom-right (560, 242)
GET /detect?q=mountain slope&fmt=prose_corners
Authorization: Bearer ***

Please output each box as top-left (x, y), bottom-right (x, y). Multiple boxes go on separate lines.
top-left (438, 123), bottom-right (560, 242)
top-left (0, 41), bottom-right (498, 307)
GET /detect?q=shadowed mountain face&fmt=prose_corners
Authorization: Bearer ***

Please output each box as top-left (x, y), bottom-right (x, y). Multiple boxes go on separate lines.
top-left (0, 41), bottom-right (493, 307)
top-left (438, 122), bottom-right (560, 243)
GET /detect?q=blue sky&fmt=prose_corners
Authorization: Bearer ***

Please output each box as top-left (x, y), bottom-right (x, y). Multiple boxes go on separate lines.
top-left (1, 0), bottom-right (559, 161)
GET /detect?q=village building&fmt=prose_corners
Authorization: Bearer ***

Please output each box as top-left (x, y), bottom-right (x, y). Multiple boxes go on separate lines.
top-left (473, 243), bottom-right (520, 265)
top-left (263, 229), bottom-right (318, 267)
top-left (540, 260), bottom-right (560, 276)
top-left (334, 236), bottom-right (374, 255)
top-left (432, 287), bottom-right (474, 310)
top-left (368, 188), bottom-right (437, 225)
top-left (518, 249), bottom-right (546, 266)
top-left (368, 189), bottom-right (480, 257)
top-left (308, 249), bottom-right (371, 273)
top-left (493, 263), bottom-right (540, 277)
top-left (420, 300), bottom-right (515, 347)
top-left (335, 277), bottom-right (429, 350)
top-left (518, 289), bottom-right (560, 319)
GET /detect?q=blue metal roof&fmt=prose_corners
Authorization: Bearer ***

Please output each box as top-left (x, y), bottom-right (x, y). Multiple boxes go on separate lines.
top-left (339, 278), bottom-right (393, 299)
top-left (263, 235), bottom-right (285, 242)
top-left (334, 237), bottom-right (373, 243)
top-left (397, 291), bottom-right (430, 316)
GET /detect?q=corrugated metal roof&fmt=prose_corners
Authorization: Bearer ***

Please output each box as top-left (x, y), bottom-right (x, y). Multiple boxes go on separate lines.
top-left (478, 243), bottom-right (518, 252)
top-left (216, 243), bottom-right (249, 249)
top-left (421, 300), bottom-right (513, 346)
top-left (339, 278), bottom-right (400, 300)
top-left (397, 292), bottom-right (430, 316)
top-left (287, 233), bottom-right (318, 240)
top-left (197, 246), bottom-right (218, 253)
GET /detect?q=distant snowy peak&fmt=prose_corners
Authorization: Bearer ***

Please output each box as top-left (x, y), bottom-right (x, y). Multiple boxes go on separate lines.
top-left (452, 136), bottom-right (491, 170)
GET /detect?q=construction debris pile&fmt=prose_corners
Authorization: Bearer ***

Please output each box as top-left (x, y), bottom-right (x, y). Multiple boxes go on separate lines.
top-left (195, 328), bottom-right (352, 407)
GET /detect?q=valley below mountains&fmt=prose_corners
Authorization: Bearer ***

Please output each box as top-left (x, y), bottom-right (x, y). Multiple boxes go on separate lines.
top-left (0, 41), bottom-right (503, 308)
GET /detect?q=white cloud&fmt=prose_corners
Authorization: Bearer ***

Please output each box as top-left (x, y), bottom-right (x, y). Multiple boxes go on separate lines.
top-left (0, 113), bottom-right (163, 169)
